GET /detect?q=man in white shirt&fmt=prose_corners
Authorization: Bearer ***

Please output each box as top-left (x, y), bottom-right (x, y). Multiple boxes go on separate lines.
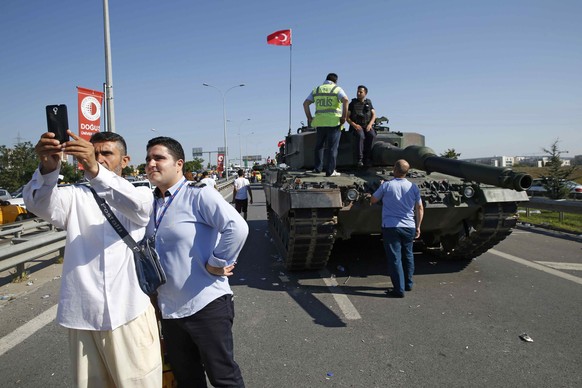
top-left (233, 169), bottom-right (253, 220)
top-left (24, 130), bottom-right (162, 387)
top-left (199, 170), bottom-right (217, 189)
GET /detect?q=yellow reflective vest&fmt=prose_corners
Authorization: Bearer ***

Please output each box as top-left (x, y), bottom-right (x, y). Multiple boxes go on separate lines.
top-left (311, 83), bottom-right (342, 128)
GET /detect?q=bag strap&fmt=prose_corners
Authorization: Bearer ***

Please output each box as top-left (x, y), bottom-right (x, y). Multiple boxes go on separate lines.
top-left (89, 187), bottom-right (141, 253)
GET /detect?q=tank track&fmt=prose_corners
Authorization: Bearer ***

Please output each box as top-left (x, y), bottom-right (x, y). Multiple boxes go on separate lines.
top-left (267, 207), bottom-right (337, 270)
top-left (438, 202), bottom-right (519, 260)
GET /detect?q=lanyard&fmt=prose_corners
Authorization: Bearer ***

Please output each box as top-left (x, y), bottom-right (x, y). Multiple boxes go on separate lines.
top-left (154, 178), bottom-right (187, 232)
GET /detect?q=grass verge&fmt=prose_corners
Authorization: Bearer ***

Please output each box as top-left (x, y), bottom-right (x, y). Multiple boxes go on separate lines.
top-left (518, 208), bottom-right (582, 234)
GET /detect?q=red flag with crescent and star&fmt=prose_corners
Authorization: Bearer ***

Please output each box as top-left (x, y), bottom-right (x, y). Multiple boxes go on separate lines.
top-left (267, 29), bottom-right (292, 46)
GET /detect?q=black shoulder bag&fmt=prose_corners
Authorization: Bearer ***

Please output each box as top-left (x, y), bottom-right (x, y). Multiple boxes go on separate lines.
top-left (90, 188), bottom-right (166, 296)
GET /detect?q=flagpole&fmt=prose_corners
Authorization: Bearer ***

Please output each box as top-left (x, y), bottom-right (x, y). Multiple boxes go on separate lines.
top-left (288, 43), bottom-right (292, 136)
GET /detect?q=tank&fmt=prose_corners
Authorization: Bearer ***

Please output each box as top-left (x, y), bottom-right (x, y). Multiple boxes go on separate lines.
top-left (263, 119), bottom-right (532, 270)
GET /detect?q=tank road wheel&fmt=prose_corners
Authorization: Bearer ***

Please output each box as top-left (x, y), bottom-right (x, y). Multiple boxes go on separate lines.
top-left (434, 202), bottom-right (519, 261)
top-left (268, 207), bottom-right (338, 271)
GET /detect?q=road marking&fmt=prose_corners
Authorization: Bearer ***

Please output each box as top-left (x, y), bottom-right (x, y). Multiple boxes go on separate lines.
top-left (0, 304), bottom-right (57, 357)
top-left (278, 272), bottom-right (361, 320)
top-left (534, 261), bottom-right (582, 271)
top-left (321, 270), bottom-right (362, 320)
top-left (489, 249), bottom-right (582, 286)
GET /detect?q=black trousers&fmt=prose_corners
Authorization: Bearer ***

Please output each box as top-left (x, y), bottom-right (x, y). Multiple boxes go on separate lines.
top-left (162, 295), bottom-right (244, 388)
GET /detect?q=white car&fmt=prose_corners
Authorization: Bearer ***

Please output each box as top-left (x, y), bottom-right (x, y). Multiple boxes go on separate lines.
top-left (0, 188), bottom-right (11, 201)
top-left (131, 180), bottom-right (155, 190)
top-left (526, 179), bottom-right (582, 199)
top-left (6, 191), bottom-right (24, 208)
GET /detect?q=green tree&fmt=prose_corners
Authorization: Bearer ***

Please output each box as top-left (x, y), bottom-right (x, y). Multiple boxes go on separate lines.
top-left (122, 165), bottom-right (134, 177)
top-left (184, 158), bottom-right (204, 174)
top-left (60, 161), bottom-right (83, 183)
top-left (0, 142), bottom-right (38, 192)
top-left (541, 139), bottom-right (577, 199)
top-left (440, 148), bottom-right (461, 159)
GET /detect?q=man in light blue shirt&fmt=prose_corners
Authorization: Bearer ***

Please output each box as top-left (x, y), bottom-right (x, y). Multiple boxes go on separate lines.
top-left (145, 136), bottom-right (248, 387)
top-left (371, 159), bottom-right (424, 298)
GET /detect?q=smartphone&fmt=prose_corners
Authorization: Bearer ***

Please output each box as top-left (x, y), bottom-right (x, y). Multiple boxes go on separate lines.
top-left (45, 104), bottom-right (69, 144)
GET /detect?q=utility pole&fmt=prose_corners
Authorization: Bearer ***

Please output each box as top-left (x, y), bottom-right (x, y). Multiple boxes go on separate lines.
top-left (103, 0), bottom-right (116, 132)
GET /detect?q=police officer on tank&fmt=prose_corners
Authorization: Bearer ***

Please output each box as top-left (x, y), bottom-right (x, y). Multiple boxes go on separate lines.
top-left (347, 85), bottom-right (376, 167)
top-left (303, 73), bottom-right (349, 177)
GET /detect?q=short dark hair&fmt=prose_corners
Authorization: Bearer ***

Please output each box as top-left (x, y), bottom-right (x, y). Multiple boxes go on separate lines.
top-left (325, 73), bottom-right (338, 83)
top-left (146, 136), bottom-right (185, 162)
top-left (201, 171), bottom-right (209, 177)
top-left (90, 131), bottom-right (127, 156)
top-left (357, 85), bottom-right (368, 94)
top-left (237, 169), bottom-right (244, 177)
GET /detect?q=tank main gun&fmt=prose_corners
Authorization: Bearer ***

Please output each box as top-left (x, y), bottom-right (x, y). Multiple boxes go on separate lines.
top-left (371, 144), bottom-right (533, 192)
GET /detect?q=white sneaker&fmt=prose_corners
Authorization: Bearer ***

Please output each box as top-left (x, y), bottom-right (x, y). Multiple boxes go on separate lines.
top-left (328, 170), bottom-right (341, 177)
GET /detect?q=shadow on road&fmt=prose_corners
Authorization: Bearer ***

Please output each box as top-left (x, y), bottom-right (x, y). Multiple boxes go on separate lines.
top-left (233, 221), bottom-right (473, 328)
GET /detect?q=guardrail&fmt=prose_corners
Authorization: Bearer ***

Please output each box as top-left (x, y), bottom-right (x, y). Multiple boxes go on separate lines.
top-left (522, 197), bottom-right (582, 221)
top-left (216, 176), bottom-right (235, 193)
top-left (0, 219), bottom-right (53, 239)
top-left (0, 229), bottom-right (66, 279)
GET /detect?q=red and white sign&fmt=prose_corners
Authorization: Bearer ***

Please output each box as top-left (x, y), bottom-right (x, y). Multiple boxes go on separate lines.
top-left (217, 153), bottom-right (225, 174)
top-left (77, 86), bottom-right (103, 141)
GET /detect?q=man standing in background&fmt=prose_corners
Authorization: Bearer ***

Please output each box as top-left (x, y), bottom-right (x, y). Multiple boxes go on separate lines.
top-left (233, 169), bottom-right (253, 220)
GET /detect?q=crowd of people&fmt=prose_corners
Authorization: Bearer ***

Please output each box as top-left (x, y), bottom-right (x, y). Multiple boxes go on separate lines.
top-left (22, 76), bottom-right (423, 385)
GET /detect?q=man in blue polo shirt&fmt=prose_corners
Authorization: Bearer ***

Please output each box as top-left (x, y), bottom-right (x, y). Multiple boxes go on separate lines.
top-left (370, 159), bottom-right (424, 298)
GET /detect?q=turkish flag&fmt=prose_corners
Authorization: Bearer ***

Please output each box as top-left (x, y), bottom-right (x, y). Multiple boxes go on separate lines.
top-left (267, 29), bottom-right (292, 46)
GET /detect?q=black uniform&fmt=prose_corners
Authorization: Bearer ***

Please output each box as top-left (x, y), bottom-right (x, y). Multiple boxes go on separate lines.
top-left (348, 98), bottom-right (376, 165)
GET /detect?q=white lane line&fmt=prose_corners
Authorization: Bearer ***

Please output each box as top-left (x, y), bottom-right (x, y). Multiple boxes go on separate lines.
top-left (489, 249), bottom-right (582, 286)
top-left (534, 261), bottom-right (582, 271)
top-left (0, 304), bottom-right (58, 357)
top-left (279, 273), bottom-right (361, 320)
top-left (321, 270), bottom-right (362, 320)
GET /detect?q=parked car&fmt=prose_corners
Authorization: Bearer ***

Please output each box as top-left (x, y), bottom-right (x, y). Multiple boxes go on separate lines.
top-left (565, 180), bottom-right (582, 199)
top-left (0, 188), bottom-right (12, 201)
top-left (131, 180), bottom-right (155, 190)
top-left (0, 200), bottom-right (28, 224)
top-left (526, 179), bottom-right (582, 199)
top-left (6, 191), bottom-right (25, 209)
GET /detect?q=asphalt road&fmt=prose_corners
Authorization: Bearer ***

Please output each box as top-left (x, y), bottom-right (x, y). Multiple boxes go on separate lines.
top-left (1, 185), bottom-right (581, 387)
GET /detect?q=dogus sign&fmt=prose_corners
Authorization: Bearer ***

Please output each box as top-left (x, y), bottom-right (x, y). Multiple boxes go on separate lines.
top-left (77, 87), bottom-right (103, 141)
top-left (77, 87), bottom-right (104, 169)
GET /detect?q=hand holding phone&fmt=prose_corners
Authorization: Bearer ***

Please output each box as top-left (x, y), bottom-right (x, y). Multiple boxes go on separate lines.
top-left (45, 104), bottom-right (69, 144)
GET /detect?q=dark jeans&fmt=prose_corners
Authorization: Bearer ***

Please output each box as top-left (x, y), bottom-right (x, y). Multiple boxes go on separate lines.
top-left (314, 126), bottom-right (341, 175)
top-left (381, 227), bottom-right (415, 294)
top-left (162, 295), bottom-right (244, 388)
top-left (353, 128), bottom-right (376, 164)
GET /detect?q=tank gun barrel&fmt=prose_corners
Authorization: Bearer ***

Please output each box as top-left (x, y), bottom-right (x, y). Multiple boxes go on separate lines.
top-left (372, 144), bottom-right (532, 191)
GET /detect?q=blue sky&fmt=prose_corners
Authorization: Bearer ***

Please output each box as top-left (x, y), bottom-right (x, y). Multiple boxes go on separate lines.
top-left (1, 0), bottom-right (581, 167)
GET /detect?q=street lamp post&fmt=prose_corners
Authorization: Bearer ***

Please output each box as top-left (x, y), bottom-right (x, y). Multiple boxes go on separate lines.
top-left (202, 83), bottom-right (245, 178)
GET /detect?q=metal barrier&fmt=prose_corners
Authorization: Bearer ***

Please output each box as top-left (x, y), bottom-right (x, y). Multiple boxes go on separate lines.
top-left (522, 197), bottom-right (582, 221)
top-left (0, 230), bottom-right (66, 278)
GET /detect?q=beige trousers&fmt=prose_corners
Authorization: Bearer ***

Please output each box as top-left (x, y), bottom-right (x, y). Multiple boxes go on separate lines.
top-left (68, 303), bottom-right (162, 388)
